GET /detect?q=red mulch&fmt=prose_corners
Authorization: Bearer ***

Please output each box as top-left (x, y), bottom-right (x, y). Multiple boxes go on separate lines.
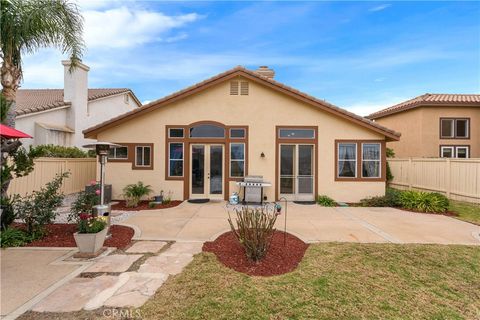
top-left (111, 200), bottom-right (183, 211)
top-left (13, 224), bottom-right (134, 249)
top-left (203, 231), bottom-right (309, 277)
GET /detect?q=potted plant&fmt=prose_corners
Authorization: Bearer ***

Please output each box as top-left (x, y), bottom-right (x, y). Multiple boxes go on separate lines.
top-left (153, 190), bottom-right (164, 203)
top-left (73, 214), bottom-right (108, 254)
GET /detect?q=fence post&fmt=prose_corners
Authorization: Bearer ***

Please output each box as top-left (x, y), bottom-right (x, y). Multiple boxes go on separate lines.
top-left (408, 158), bottom-right (413, 190)
top-left (445, 158), bottom-right (451, 197)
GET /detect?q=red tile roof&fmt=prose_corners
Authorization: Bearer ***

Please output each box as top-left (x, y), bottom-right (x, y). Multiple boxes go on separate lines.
top-left (15, 88), bottom-right (139, 116)
top-left (368, 93), bottom-right (480, 119)
top-left (83, 66), bottom-right (401, 141)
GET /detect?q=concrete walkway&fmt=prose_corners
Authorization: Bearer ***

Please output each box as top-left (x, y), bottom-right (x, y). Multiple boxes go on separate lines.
top-left (122, 201), bottom-right (480, 245)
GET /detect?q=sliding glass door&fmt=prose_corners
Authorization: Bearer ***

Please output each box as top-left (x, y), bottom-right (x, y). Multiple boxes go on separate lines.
top-left (279, 144), bottom-right (314, 201)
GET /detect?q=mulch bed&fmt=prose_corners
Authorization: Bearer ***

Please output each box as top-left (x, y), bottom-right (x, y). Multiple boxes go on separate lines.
top-left (203, 230), bottom-right (308, 277)
top-left (13, 224), bottom-right (134, 249)
top-left (111, 200), bottom-right (183, 211)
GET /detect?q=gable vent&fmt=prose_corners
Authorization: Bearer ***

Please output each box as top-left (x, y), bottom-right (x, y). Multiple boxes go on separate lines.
top-left (240, 81), bottom-right (249, 95)
top-left (230, 81), bottom-right (239, 95)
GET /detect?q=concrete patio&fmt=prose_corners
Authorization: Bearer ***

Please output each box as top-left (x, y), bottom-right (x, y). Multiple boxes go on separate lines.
top-left (122, 201), bottom-right (480, 245)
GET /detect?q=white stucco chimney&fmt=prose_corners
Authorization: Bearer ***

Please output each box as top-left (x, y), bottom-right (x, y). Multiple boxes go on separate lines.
top-left (254, 66), bottom-right (275, 79)
top-left (62, 59), bottom-right (89, 146)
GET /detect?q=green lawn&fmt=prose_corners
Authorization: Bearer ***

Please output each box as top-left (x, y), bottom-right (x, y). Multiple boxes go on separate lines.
top-left (140, 243), bottom-right (480, 320)
top-left (449, 200), bottom-right (480, 225)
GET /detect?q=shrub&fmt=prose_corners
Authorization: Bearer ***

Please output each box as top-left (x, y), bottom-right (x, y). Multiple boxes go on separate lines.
top-left (0, 227), bottom-right (30, 247)
top-left (360, 188), bottom-right (402, 207)
top-left (386, 148), bottom-right (395, 182)
top-left (228, 206), bottom-right (278, 262)
top-left (69, 184), bottom-right (100, 222)
top-left (162, 191), bottom-right (172, 205)
top-left (316, 195), bottom-right (336, 207)
top-left (13, 172), bottom-right (69, 236)
top-left (148, 202), bottom-right (157, 208)
top-left (123, 182), bottom-right (152, 207)
top-left (29, 144), bottom-right (94, 158)
top-left (77, 214), bottom-right (107, 234)
top-left (0, 195), bottom-right (15, 230)
top-left (399, 190), bottom-right (449, 213)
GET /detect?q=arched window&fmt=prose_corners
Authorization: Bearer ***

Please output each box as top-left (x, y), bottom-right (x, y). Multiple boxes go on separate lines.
top-left (189, 124), bottom-right (225, 138)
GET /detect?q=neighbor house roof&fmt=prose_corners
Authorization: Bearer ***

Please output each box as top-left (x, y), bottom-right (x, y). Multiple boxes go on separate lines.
top-left (368, 93), bottom-right (480, 119)
top-left (84, 66), bottom-right (401, 141)
top-left (15, 88), bottom-right (141, 116)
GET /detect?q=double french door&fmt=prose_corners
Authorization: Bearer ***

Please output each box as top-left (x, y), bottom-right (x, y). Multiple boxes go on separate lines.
top-left (279, 144), bottom-right (315, 201)
top-left (190, 144), bottom-right (224, 199)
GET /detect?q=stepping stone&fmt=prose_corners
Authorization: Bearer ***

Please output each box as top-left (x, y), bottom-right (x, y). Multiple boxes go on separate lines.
top-left (162, 242), bottom-right (203, 256)
top-left (32, 276), bottom-right (118, 312)
top-left (138, 254), bottom-right (193, 275)
top-left (104, 272), bottom-right (167, 308)
top-left (126, 241), bottom-right (167, 253)
top-left (85, 254), bottom-right (142, 273)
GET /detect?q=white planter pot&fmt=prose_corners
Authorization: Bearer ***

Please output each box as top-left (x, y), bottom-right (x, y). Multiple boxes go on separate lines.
top-left (73, 227), bottom-right (108, 254)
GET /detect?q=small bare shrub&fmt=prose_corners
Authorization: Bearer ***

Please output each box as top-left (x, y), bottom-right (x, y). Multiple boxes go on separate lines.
top-left (228, 206), bottom-right (278, 262)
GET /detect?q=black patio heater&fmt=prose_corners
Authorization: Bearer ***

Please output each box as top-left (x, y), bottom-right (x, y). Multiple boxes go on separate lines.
top-left (83, 142), bottom-right (122, 237)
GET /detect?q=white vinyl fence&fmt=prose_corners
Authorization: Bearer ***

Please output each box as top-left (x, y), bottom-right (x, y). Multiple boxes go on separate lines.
top-left (388, 158), bottom-right (480, 203)
top-left (8, 157), bottom-right (96, 197)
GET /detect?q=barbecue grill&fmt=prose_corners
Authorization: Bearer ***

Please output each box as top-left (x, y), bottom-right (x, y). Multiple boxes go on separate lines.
top-left (236, 175), bottom-right (272, 204)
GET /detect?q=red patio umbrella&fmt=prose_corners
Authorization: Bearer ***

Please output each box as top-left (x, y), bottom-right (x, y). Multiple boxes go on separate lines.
top-left (0, 124), bottom-right (32, 139)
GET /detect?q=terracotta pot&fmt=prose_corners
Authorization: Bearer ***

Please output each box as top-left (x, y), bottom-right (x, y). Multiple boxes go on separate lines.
top-left (73, 227), bottom-right (108, 253)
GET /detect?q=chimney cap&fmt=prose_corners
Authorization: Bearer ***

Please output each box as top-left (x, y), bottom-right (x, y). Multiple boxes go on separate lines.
top-left (62, 59), bottom-right (90, 72)
top-left (254, 66), bottom-right (275, 79)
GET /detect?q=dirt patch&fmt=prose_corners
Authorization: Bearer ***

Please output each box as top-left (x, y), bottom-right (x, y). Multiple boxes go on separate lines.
top-left (15, 224), bottom-right (134, 249)
top-left (111, 200), bottom-right (182, 211)
top-left (203, 230), bottom-right (308, 277)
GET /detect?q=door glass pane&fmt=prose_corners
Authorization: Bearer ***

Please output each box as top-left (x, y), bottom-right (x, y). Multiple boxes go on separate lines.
top-left (298, 177), bottom-right (313, 194)
top-left (280, 145), bottom-right (295, 175)
top-left (298, 145), bottom-right (313, 175)
top-left (280, 177), bottom-right (294, 194)
top-left (210, 146), bottom-right (223, 195)
top-left (441, 119), bottom-right (453, 138)
top-left (191, 145), bottom-right (205, 194)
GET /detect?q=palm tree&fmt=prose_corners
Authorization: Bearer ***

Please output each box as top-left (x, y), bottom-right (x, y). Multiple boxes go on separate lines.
top-left (0, 0), bottom-right (84, 127)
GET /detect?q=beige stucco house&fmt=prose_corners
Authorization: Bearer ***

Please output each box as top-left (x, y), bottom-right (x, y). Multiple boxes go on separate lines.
top-left (84, 66), bottom-right (400, 203)
top-left (368, 94), bottom-right (480, 158)
top-left (15, 60), bottom-right (141, 149)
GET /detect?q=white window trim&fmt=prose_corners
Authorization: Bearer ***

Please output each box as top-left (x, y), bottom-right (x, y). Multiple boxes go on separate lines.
top-left (229, 143), bottom-right (245, 178)
top-left (455, 119), bottom-right (469, 138)
top-left (455, 146), bottom-right (470, 158)
top-left (361, 143), bottom-right (381, 178)
top-left (135, 146), bottom-right (152, 167)
top-left (440, 146), bottom-right (455, 158)
top-left (168, 142), bottom-right (184, 177)
top-left (168, 128), bottom-right (185, 139)
top-left (337, 143), bottom-right (357, 178)
top-left (278, 128), bottom-right (316, 139)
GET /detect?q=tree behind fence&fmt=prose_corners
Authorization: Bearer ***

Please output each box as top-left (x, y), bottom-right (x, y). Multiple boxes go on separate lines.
top-left (388, 158), bottom-right (480, 204)
top-left (8, 158), bottom-right (96, 196)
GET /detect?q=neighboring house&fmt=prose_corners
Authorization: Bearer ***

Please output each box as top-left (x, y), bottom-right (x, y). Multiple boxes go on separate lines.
top-left (15, 60), bottom-right (142, 149)
top-left (84, 66), bottom-right (400, 203)
top-left (368, 94), bottom-right (480, 158)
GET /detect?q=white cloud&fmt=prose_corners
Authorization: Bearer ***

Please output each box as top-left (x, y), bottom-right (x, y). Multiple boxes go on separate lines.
top-left (347, 96), bottom-right (408, 116)
top-left (369, 4), bottom-right (391, 12)
top-left (83, 7), bottom-right (201, 48)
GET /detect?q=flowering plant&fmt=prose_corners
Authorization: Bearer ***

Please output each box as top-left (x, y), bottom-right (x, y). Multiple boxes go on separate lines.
top-left (77, 214), bottom-right (107, 234)
top-left (68, 182), bottom-right (100, 222)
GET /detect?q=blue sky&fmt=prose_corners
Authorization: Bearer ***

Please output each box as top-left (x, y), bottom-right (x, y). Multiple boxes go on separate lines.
top-left (22, 1), bottom-right (480, 115)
